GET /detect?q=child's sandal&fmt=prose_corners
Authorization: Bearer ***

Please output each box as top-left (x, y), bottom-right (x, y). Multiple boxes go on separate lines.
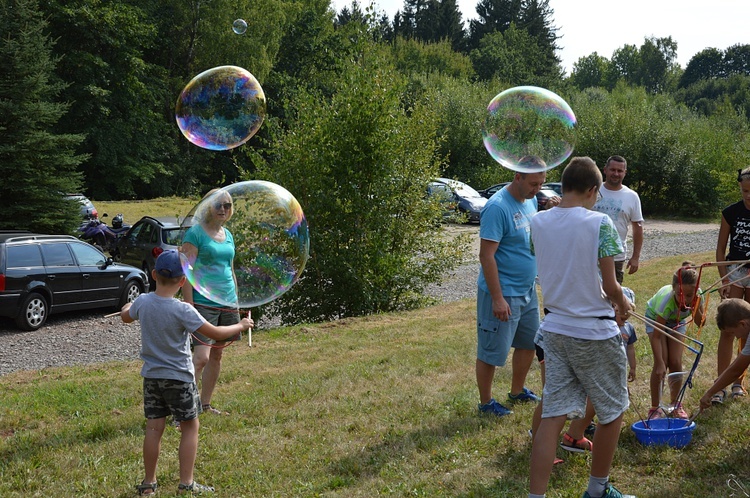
top-left (136, 481), bottom-right (157, 495)
top-left (178, 481), bottom-right (214, 494)
top-left (731, 384), bottom-right (747, 400)
top-left (559, 432), bottom-right (593, 453)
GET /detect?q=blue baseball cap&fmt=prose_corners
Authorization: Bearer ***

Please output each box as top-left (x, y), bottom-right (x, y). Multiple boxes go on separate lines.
top-left (155, 249), bottom-right (184, 278)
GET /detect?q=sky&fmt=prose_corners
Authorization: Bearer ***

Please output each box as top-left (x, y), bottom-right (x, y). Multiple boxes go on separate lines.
top-left (330, 0), bottom-right (750, 75)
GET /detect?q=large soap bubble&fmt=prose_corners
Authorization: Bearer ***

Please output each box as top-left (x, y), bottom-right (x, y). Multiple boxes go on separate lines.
top-left (232, 19), bottom-right (247, 35)
top-left (482, 86), bottom-right (576, 173)
top-left (181, 181), bottom-right (309, 309)
top-left (175, 65), bottom-right (266, 151)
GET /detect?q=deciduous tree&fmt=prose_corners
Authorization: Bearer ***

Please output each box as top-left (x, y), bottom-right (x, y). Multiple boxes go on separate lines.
top-left (260, 41), bottom-right (468, 323)
top-left (679, 47), bottom-right (725, 88)
top-left (570, 52), bottom-right (610, 90)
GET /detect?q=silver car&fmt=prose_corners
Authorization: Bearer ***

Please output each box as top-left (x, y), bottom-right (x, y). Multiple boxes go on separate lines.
top-left (428, 178), bottom-right (487, 223)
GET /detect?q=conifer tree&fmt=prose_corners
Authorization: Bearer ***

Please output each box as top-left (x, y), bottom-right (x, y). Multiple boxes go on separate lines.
top-left (0, 0), bottom-right (86, 233)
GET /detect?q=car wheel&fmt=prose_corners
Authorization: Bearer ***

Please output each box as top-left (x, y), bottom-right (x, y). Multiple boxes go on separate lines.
top-left (15, 292), bottom-right (48, 331)
top-left (119, 280), bottom-right (142, 309)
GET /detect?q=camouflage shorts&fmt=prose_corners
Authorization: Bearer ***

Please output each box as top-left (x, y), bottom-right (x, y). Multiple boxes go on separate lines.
top-left (143, 378), bottom-right (201, 422)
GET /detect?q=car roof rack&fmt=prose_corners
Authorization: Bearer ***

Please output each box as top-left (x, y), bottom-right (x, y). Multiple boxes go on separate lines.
top-left (0, 232), bottom-right (78, 244)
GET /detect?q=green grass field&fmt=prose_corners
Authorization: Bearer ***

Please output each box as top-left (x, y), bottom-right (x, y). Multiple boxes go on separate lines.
top-left (3, 243), bottom-right (748, 496)
top-left (97, 197), bottom-right (200, 225)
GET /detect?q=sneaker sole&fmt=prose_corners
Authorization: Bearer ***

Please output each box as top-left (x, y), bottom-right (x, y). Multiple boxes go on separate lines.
top-left (507, 397), bottom-right (539, 404)
top-left (478, 410), bottom-right (513, 417)
top-left (559, 442), bottom-right (589, 453)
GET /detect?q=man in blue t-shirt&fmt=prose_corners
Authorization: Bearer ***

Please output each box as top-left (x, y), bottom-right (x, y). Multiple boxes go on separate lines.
top-left (476, 168), bottom-right (553, 417)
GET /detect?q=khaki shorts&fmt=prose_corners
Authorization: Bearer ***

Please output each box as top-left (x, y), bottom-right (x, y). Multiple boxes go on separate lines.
top-left (192, 304), bottom-right (241, 345)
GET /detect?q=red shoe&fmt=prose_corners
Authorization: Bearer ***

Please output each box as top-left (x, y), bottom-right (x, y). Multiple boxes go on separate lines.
top-left (672, 403), bottom-right (689, 419)
top-left (648, 407), bottom-right (666, 420)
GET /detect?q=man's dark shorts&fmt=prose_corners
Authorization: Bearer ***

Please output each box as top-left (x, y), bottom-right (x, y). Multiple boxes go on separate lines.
top-left (143, 378), bottom-right (201, 422)
top-left (615, 260), bottom-right (625, 284)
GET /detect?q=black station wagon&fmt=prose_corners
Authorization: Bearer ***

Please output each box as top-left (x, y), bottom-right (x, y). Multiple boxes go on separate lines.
top-left (0, 231), bottom-right (149, 330)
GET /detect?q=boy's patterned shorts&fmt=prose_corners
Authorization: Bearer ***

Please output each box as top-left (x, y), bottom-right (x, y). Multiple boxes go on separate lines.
top-left (143, 378), bottom-right (201, 422)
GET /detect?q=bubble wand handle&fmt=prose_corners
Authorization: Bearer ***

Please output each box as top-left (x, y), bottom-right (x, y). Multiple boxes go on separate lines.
top-left (247, 310), bottom-right (253, 348)
top-left (700, 260), bottom-right (750, 294)
top-left (689, 407), bottom-right (702, 423)
top-left (629, 311), bottom-right (700, 354)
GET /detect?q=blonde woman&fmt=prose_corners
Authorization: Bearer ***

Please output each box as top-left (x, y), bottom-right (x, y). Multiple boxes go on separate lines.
top-left (182, 189), bottom-right (240, 416)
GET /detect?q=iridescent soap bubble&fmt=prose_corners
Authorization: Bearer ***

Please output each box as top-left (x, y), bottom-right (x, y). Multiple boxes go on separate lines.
top-left (175, 65), bottom-right (266, 151)
top-left (181, 181), bottom-right (310, 309)
top-left (482, 86), bottom-right (576, 173)
top-left (232, 18), bottom-right (247, 35)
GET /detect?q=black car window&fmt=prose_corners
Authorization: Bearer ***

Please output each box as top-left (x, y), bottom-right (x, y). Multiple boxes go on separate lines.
top-left (6, 244), bottom-right (43, 268)
top-left (149, 225), bottom-right (158, 244)
top-left (41, 243), bottom-right (76, 266)
top-left (70, 241), bottom-right (106, 266)
top-left (137, 223), bottom-right (155, 244)
top-left (128, 222), bottom-right (143, 240)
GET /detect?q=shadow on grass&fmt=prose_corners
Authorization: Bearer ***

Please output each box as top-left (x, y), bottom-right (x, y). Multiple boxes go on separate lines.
top-left (0, 413), bottom-right (143, 467)
top-left (322, 413), bottom-right (495, 492)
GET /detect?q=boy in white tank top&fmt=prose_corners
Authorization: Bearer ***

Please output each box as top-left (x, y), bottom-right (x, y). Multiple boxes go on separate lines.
top-left (528, 157), bottom-right (634, 498)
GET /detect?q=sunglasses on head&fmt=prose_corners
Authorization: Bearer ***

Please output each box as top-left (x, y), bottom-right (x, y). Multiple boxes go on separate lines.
top-left (214, 202), bottom-right (232, 210)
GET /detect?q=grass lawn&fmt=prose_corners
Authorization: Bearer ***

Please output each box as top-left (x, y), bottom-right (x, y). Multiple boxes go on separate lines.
top-left (2, 251), bottom-right (748, 497)
top-left (97, 197), bottom-right (200, 225)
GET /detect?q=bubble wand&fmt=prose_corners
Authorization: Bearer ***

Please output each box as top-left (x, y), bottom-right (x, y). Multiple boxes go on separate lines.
top-left (692, 259), bottom-right (750, 295)
top-left (188, 303), bottom-right (252, 349)
top-left (629, 310), bottom-right (704, 420)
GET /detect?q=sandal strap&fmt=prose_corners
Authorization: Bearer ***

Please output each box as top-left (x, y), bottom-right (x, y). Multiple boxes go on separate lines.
top-left (202, 403), bottom-right (225, 415)
top-left (136, 481), bottom-right (157, 495)
top-left (562, 432), bottom-right (593, 451)
top-left (178, 481), bottom-right (215, 493)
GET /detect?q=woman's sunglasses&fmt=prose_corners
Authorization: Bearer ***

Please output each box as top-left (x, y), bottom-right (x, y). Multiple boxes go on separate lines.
top-left (214, 202), bottom-right (233, 210)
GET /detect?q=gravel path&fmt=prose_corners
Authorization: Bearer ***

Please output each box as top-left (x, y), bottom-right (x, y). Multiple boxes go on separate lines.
top-left (0, 220), bottom-right (719, 376)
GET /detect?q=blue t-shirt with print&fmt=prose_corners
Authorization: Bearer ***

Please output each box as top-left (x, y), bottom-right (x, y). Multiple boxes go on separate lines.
top-left (477, 187), bottom-right (537, 296)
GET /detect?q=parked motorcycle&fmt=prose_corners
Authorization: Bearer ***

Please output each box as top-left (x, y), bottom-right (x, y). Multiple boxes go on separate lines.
top-left (79, 213), bottom-right (130, 256)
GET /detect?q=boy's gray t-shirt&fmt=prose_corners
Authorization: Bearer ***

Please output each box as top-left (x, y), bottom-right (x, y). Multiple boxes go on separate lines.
top-left (129, 293), bottom-right (206, 383)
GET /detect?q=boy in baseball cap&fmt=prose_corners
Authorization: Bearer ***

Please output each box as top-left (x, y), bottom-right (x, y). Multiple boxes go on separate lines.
top-left (120, 249), bottom-right (252, 495)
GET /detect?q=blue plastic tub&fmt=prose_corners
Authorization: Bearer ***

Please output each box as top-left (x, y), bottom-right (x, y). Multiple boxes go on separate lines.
top-left (631, 418), bottom-right (696, 448)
